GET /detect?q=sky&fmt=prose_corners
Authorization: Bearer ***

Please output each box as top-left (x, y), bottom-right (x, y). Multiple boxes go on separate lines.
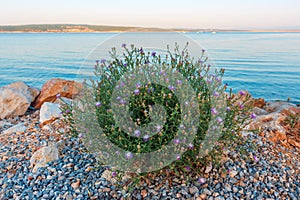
top-left (1, 0), bottom-right (299, 29)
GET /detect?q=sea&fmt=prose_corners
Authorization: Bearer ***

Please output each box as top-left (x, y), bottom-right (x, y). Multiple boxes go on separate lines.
top-left (0, 32), bottom-right (299, 103)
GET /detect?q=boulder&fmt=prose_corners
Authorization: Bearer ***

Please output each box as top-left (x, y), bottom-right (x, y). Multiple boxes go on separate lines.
top-left (54, 97), bottom-right (73, 106)
top-left (32, 78), bottom-right (83, 109)
top-left (0, 82), bottom-right (40, 119)
top-left (253, 98), bottom-right (266, 108)
top-left (265, 101), bottom-right (297, 113)
top-left (3, 123), bottom-right (27, 135)
top-left (39, 102), bottom-right (61, 124)
top-left (30, 140), bottom-right (65, 173)
top-left (252, 107), bottom-right (269, 116)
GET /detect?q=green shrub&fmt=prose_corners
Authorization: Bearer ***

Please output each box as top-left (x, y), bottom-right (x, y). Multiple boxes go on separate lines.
top-left (66, 43), bottom-right (253, 186)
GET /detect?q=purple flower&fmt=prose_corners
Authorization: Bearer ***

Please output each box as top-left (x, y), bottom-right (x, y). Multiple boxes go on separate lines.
top-left (253, 155), bottom-right (259, 162)
top-left (168, 85), bottom-right (175, 91)
top-left (96, 60), bottom-right (100, 64)
top-left (213, 91), bottom-right (220, 97)
top-left (250, 113), bottom-right (257, 119)
top-left (239, 91), bottom-right (246, 96)
top-left (125, 152), bottom-right (133, 160)
top-left (226, 107), bottom-right (231, 111)
top-left (140, 48), bottom-right (144, 54)
top-left (95, 101), bottom-right (102, 107)
top-left (65, 109), bottom-right (70, 114)
top-left (185, 166), bottom-right (191, 171)
top-left (215, 77), bottom-right (221, 82)
top-left (188, 143), bottom-right (194, 149)
top-left (78, 133), bottom-right (84, 138)
top-left (112, 171), bottom-right (117, 177)
top-left (122, 43), bottom-right (126, 48)
top-left (198, 59), bottom-right (203, 64)
top-left (239, 103), bottom-right (245, 109)
top-left (134, 130), bottom-right (141, 137)
top-left (176, 155), bottom-right (180, 160)
top-left (176, 80), bottom-right (182, 86)
top-left (211, 108), bottom-right (218, 115)
top-left (119, 99), bottom-right (126, 105)
top-left (198, 177), bottom-right (206, 184)
top-left (151, 52), bottom-right (156, 57)
top-left (56, 93), bottom-right (61, 98)
top-left (100, 59), bottom-right (106, 64)
top-left (143, 135), bottom-right (150, 142)
top-left (136, 83), bottom-right (141, 88)
top-left (134, 89), bottom-right (140, 95)
top-left (216, 117), bottom-right (223, 123)
top-left (123, 63), bottom-right (127, 67)
top-left (201, 49), bottom-right (206, 54)
top-left (120, 81), bottom-right (125, 88)
top-left (173, 139), bottom-right (180, 144)
top-left (156, 125), bottom-right (162, 132)
top-left (148, 88), bottom-right (154, 93)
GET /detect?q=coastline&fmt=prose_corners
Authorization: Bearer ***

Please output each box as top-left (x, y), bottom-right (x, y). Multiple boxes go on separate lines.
top-left (0, 79), bottom-right (299, 199)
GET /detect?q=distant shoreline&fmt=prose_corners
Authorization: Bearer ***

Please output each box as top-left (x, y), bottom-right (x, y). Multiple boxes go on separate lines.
top-left (0, 24), bottom-right (299, 33)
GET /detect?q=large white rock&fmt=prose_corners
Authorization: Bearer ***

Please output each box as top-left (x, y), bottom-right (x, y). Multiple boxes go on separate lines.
top-left (30, 141), bottom-right (65, 173)
top-left (0, 82), bottom-right (40, 119)
top-left (3, 123), bottom-right (27, 135)
top-left (39, 102), bottom-right (61, 124)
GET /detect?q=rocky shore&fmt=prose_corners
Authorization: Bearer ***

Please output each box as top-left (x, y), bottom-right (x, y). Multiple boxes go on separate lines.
top-left (0, 79), bottom-right (299, 199)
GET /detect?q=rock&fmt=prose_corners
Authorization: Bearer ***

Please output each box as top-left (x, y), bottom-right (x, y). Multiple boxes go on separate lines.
top-left (229, 170), bottom-right (238, 178)
top-left (199, 193), bottom-right (207, 200)
top-left (33, 78), bottom-right (83, 109)
top-left (0, 82), bottom-right (40, 119)
top-left (39, 102), bottom-right (61, 124)
top-left (189, 186), bottom-right (199, 195)
top-left (204, 163), bottom-right (212, 173)
top-left (54, 97), bottom-right (73, 106)
top-left (3, 123), bottom-right (27, 135)
top-left (246, 112), bottom-right (286, 133)
top-left (100, 170), bottom-right (118, 185)
top-left (30, 141), bottom-right (65, 173)
top-left (265, 102), bottom-right (297, 113)
top-left (252, 107), bottom-right (269, 116)
top-left (203, 189), bottom-right (212, 196)
top-left (71, 180), bottom-right (80, 189)
top-left (253, 98), bottom-right (266, 108)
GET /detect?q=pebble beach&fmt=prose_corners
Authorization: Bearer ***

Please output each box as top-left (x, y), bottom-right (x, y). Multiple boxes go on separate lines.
top-left (0, 79), bottom-right (299, 200)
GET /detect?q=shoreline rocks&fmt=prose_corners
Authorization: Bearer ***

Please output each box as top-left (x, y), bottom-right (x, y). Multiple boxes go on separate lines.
top-left (32, 78), bottom-right (83, 109)
top-left (0, 82), bottom-right (39, 119)
top-left (0, 81), bottom-right (299, 199)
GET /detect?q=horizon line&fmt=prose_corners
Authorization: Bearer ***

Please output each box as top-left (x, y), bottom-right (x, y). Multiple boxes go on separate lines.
top-left (0, 23), bottom-right (300, 32)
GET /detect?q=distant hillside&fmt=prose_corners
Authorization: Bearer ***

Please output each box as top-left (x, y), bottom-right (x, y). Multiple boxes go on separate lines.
top-left (0, 24), bottom-right (299, 33)
top-left (0, 24), bottom-right (167, 32)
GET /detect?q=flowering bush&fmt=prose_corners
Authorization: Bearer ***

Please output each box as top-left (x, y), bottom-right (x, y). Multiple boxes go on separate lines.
top-left (66, 43), bottom-right (254, 186)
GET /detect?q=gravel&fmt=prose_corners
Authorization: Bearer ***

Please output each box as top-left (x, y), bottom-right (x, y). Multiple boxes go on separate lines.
top-left (0, 111), bottom-right (299, 199)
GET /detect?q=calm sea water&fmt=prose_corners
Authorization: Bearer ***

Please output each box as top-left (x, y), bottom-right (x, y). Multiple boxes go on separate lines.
top-left (0, 32), bottom-right (299, 102)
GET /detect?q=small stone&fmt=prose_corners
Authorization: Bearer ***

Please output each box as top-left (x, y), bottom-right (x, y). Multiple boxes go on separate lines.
top-left (189, 186), bottom-right (199, 195)
top-left (141, 189), bottom-right (147, 198)
top-left (205, 163), bottom-right (213, 173)
top-left (199, 193), bottom-right (207, 200)
top-left (71, 180), bottom-right (80, 189)
top-left (229, 170), bottom-right (238, 178)
top-left (3, 123), bottom-right (27, 135)
top-left (203, 188), bottom-right (212, 196)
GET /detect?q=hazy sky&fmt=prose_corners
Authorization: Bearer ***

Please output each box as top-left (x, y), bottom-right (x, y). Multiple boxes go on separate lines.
top-left (1, 0), bottom-right (299, 29)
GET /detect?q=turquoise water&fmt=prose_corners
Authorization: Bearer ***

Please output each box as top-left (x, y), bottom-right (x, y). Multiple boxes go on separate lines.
top-left (0, 32), bottom-right (299, 102)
